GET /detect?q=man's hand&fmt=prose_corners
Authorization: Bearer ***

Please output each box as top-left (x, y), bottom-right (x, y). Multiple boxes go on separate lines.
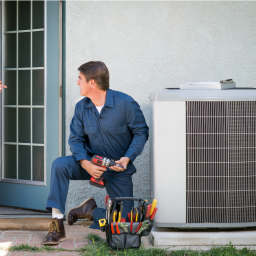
top-left (0, 81), bottom-right (7, 93)
top-left (109, 157), bottom-right (130, 172)
top-left (80, 159), bottom-right (106, 179)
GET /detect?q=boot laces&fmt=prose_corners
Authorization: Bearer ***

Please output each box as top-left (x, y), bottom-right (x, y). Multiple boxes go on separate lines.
top-left (48, 220), bottom-right (60, 233)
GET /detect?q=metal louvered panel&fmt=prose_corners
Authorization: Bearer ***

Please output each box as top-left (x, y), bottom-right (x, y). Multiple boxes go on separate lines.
top-left (186, 101), bottom-right (256, 223)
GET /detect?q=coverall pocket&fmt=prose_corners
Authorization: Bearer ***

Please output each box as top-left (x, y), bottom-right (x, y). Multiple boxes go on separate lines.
top-left (84, 126), bottom-right (100, 147)
top-left (108, 125), bottom-right (127, 134)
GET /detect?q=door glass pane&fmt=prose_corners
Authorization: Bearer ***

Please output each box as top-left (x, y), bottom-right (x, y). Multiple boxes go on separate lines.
top-left (3, 0), bottom-right (45, 184)
top-left (33, 146), bottom-right (44, 181)
top-left (33, 1), bottom-right (44, 29)
top-left (18, 1), bottom-right (31, 30)
top-left (33, 31), bottom-right (44, 67)
top-left (18, 70), bottom-right (31, 105)
top-left (5, 1), bottom-right (17, 31)
top-left (18, 32), bottom-right (31, 68)
top-left (4, 71), bottom-right (16, 105)
top-left (4, 108), bottom-right (16, 142)
top-left (18, 108), bottom-right (31, 143)
top-left (32, 70), bottom-right (44, 105)
top-left (4, 145), bottom-right (17, 179)
top-left (33, 109), bottom-right (44, 144)
top-left (18, 146), bottom-right (31, 180)
top-left (5, 34), bottom-right (16, 68)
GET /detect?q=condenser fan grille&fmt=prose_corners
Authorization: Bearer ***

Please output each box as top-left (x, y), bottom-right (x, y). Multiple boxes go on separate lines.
top-left (186, 101), bottom-right (256, 223)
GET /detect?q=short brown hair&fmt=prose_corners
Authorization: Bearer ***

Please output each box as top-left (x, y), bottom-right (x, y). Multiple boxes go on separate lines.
top-left (78, 61), bottom-right (109, 91)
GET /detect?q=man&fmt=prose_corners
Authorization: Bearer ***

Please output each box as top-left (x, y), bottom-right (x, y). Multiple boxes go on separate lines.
top-left (43, 61), bottom-right (149, 245)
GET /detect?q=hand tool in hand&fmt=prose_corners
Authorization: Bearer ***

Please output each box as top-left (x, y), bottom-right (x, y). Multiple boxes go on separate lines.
top-left (99, 219), bottom-right (106, 228)
top-left (113, 210), bottom-right (117, 222)
top-left (136, 220), bottom-right (150, 234)
top-left (118, 201), bottom-right (123, 222)
top-left (115, 222), bottom-right (121, 234)
top-left (111, 223), bottom-right (115, 234)
top-left (150, 207), bottom-right (158, 220)
top-left (90, 155), bottom-right (124, 188)
top-left (120, 222), bottom-right (128, 233)
top-left (150, 199), bottom-right (157, 215)
top-left (145, 204), bottom-right (152, 220)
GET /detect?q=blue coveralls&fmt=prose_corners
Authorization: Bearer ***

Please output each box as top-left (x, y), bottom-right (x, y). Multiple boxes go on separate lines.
top-left (46, 89), bottom-right (149, 229)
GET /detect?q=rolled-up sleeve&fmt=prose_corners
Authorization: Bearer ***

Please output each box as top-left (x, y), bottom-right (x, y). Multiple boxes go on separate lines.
top-left (124, 100), bottom-right (149, 162)
top-left (68, 105), bottom-right (91, 162)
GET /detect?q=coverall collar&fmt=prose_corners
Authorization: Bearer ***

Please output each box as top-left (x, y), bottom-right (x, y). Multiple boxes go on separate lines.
top-left (84, 89), bottom-right (114, 109)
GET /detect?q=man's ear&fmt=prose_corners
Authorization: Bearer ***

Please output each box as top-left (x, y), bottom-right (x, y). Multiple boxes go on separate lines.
top-left (90, 79), bottom-right (96, 88)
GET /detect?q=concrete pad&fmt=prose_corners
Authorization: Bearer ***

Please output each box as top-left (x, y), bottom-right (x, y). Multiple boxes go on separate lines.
top-left (150, 228), bottom-right (256, 248)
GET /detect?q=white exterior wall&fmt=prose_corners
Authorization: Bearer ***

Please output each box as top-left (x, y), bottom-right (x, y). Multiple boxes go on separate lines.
top-left (65, 1), bottom-right (256, 213)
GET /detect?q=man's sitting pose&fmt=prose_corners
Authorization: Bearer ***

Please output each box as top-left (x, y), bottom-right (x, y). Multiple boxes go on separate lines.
top-left (43, 61), bottom-right (149, 245)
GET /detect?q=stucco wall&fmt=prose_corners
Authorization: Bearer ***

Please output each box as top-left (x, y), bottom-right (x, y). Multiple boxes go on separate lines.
top-left (65, 1), bottom-right (256, 214)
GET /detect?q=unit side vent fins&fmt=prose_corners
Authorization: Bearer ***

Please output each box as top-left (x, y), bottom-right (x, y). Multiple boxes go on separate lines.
top-left (186, 101), bottom-right (256, 223)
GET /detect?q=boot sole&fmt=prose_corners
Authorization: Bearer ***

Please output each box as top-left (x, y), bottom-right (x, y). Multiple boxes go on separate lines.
top-left (67, 197), bottom-right (94, 225)
top-left (43, 237), bottom-right (66, 245)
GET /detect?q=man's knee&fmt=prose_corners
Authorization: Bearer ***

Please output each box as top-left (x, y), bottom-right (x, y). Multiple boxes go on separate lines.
top-left (51, 157), bottom-right (70, 177)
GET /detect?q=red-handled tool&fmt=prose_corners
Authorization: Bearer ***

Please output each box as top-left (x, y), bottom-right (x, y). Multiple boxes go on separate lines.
top-left (150, 207), bottom-right (158, 220)
top-left (111, 223), bottom-right (115, 234)
top-left (115, 223), bottom-right (121, 234)
top-left (130, 221), bottom-right (133, 233)
top-left (135, 222), bottom-right (142, 233)
top-left (145, 204), bottom-right (152, 220)
top-left (127, 213), bottom-right (131, 222)
top-left (105, 195), bottom-right (109, 221)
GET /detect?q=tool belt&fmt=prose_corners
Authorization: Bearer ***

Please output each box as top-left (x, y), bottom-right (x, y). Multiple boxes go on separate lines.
top-left (99, 197), bottom-right (154, 250)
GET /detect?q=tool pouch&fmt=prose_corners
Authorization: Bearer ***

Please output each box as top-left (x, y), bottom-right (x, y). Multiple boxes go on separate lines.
top-left (105, 197), bottom-right (151, 250)
top-left (141, 219), bottom-right (154, 236)
top-left (109, 222), bottom-right (141, 249)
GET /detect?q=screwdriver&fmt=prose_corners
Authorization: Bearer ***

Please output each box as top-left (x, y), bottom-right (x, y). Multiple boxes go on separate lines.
top-left (150, 199), bottom-right (157, 215)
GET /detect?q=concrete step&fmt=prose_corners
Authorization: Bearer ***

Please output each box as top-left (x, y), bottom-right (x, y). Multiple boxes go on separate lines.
top-left (150, 227), bottom-right (256, 250)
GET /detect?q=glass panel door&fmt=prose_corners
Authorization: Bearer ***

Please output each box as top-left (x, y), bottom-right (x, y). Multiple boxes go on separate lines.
top-left (3, 0), bottom-right (45, 184)
top-left (0, 0), bottom-right (60, 211)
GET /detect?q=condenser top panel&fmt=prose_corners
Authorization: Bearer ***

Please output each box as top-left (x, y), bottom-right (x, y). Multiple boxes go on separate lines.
top-left (149, 88), bottom-right (256, 102)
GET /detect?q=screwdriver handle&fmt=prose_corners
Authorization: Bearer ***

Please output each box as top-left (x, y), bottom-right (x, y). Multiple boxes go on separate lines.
top-left (146, 204), bottom-right (152, 219)
top-left (135, 222), bottom-right (142, 233)
top-left (150, 199), bottom-right (157, 215)
top-left (150, 207), bottom-right (158, 220)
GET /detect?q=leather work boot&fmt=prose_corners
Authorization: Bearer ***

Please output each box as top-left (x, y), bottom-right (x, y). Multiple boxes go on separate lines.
top-left (67, 197), bottom-right (97, 225)
top-left (43, 218), bottom-right (66, 245)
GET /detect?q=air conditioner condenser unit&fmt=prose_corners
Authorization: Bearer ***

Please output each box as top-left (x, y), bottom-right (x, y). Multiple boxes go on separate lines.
top-left (149, 88), bottom-right (256, 228)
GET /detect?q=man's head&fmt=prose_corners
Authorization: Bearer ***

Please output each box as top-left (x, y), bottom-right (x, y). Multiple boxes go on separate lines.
top-left (77, 61), bottom-right (109, 96)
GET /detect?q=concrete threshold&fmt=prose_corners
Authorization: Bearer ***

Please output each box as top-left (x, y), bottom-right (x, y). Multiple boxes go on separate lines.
top-left (150, 227), bottom-right (256, 250)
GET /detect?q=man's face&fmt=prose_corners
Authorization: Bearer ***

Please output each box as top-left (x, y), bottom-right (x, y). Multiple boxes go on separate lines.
top-left (77, 72), bottom-right (91, 96)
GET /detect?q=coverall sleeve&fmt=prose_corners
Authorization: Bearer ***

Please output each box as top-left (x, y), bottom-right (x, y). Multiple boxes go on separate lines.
top-left (68, 105), bottom-right (91, 162)
top-left (124, 100), bottom-right (149, 162)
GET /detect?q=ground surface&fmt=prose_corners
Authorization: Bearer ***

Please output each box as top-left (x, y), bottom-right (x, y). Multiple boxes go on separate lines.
top-left (0, 221), bottom-right (105, 256)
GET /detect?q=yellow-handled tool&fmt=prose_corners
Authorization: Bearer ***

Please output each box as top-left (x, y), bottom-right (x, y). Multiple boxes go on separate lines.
top-left (118, 202), bottom-right (123, 222)
top-left (113, 210), bottom-right (117, 222)
top-left (99, 219), bottom-right (106, 227)
top-left (150, 199), bottom-right (157, 215)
